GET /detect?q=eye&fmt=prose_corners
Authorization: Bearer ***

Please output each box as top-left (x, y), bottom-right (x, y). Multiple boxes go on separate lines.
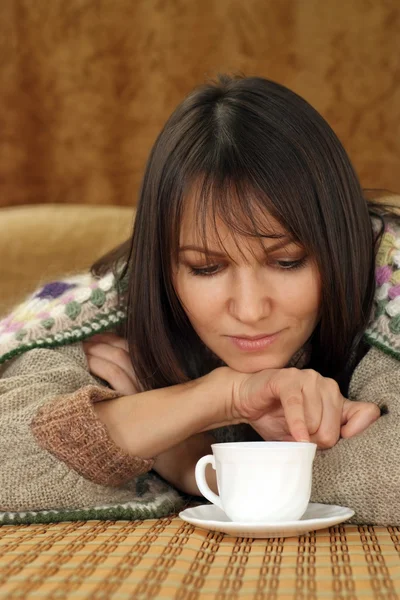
top-left (274, 258), bottom-right (307, 271)
top-left (189, 265), bottom-right (222, 277)
top-left (187, 257), bottom-right (308, 277)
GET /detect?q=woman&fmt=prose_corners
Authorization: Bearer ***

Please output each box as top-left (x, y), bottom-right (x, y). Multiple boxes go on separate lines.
top-left (0, 74), bottom-right (398, 525)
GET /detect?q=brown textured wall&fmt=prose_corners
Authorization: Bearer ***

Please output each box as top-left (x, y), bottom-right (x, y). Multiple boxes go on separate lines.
top-left (0, 0), bottom-right (399, 208)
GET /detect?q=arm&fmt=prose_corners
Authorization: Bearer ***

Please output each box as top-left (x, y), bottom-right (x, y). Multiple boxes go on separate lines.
top-left (0, 342), bottom-right (231, 511)
top-left (82, 332), bottom-right (223, 495)
top-left (92, 365), bottom-right (232, 459)
top-left (92, 370), bottom-right (228, 497)
top-left (152, 432), bottom-right (218, 496)
top-left (310, 346), bottom-right (400, 525)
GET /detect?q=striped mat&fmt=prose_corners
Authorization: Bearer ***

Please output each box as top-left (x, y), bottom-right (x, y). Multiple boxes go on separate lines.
top-left (0, 517), bottom-right (399, 599)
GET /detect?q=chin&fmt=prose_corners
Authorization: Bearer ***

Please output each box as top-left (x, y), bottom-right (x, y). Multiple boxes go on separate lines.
top-left (224, 355), bottom-right (288, 373)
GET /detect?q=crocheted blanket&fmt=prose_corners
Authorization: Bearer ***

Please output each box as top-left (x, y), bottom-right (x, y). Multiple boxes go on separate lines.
top-left (0, 270), bottom-right (128, 366)
top-left (364, 218), bottom-right (400, 358)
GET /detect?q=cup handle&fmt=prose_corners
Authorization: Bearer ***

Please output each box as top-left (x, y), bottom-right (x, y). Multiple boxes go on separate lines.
top-left (195, 454), bottom-right (223, 509)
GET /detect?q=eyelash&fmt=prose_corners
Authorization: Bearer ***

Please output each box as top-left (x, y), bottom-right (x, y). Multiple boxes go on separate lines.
top-left (188, 257), bottom-right (308, 277)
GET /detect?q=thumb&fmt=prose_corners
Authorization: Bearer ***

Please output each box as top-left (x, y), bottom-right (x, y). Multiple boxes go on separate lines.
top-left (340, 399), bottom-right (381, 439)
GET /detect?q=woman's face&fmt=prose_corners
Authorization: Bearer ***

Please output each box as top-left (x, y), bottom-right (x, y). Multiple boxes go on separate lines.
top-left (173, 200), bottom-right (321, 373)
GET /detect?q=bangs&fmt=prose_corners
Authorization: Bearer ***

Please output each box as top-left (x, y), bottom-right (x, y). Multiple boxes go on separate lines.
top-left (171, 167), bottom-right (314, 266)
top-left (164, 76), bottom-right (326, 269)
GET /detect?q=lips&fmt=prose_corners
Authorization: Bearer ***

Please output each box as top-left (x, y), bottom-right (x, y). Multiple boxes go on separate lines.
top-left (230, 332), bottom-right (279, 340)
top-left (228, 331), bottom-right (281, 352)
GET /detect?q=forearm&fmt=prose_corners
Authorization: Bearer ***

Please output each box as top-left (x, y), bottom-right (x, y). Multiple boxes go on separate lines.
top-left (153, 432), bottom-right (218, 496)
top-left (93, 366), bottom-right (234, 459)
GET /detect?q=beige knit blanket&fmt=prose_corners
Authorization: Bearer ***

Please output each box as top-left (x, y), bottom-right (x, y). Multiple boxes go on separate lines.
top-left (0, 339), bottom-right (399, 525)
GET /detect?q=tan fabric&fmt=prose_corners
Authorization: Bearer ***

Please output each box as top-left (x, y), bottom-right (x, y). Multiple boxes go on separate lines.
top-left (310, 346), bottom-right (400, 525)
top-left (0, 0), bottom-right (398, 213)
top-left (0, 343), bottom-right (155, 512)
top-left (31, 385), bottom-right (154, 487)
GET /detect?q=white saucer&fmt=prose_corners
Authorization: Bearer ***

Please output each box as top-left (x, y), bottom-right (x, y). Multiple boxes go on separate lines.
top-left (179, 503), bottom-right (355, 538)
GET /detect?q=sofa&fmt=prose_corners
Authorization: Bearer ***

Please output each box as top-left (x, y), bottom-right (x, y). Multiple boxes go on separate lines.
top-left (0, 203), bottom-right (399, 599)
top-left (0, 203), bottom-right (135, 317)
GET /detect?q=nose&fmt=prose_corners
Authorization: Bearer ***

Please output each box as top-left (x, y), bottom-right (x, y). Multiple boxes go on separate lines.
top-left (228, 270), bottom-right (272, 324)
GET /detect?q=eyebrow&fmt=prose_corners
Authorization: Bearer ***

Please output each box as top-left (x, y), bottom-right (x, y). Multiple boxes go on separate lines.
top-left (179, 236), bottom-right (293, 256)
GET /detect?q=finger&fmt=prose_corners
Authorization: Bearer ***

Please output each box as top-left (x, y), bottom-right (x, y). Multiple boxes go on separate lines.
top-left (340, 400), bottom-right (381, 438)
top-left (86, 355), bottom-right (138, 396)
top-left (279, 384), bottom-right (310, 442)
top-left (309, 384), bottom-right (343, 449)
top-left (83, 341), bottom-right (137, 384)
top-left (300, 373), bottom-right (323, 435)
top-left (279, 434), bottom-right (297, 442)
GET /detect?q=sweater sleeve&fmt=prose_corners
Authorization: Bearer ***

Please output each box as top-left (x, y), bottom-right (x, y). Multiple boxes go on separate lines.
top-left (0, 343), bottom-right (154, 512)
top-left (310, 346), bottom-right (400, 525)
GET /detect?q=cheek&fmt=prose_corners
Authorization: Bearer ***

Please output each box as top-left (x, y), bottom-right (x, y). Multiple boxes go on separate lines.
top-left (174, 275), bottom-right (224, 321)
top-left (282, 272), bottom-right (321, 320)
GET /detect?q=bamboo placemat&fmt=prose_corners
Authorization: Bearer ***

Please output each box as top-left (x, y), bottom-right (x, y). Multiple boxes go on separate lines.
top-left (0, 517), bottom-right (399, 599)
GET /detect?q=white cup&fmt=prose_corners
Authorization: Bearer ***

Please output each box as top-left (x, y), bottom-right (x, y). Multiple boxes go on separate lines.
top-left (195, 441), bottom-right (317, 523)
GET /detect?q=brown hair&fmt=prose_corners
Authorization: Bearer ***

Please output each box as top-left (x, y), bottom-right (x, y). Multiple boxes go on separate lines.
top-left (91, 74), bottom-right (397, 392)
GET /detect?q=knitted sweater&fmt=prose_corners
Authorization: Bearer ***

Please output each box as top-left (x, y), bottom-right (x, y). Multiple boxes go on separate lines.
top-left (0, 218), bottom-right (400, 526)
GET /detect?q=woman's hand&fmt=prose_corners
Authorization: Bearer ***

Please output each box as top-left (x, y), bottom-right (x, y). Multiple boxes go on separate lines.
top-left (82, 333), bottom-right (140, 396)
top-left (228, 367), bottom-right (381, 449)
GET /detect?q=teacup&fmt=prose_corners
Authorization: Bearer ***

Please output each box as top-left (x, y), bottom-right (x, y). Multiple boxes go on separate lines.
top-left (195, 441), bottom-right (317, 523)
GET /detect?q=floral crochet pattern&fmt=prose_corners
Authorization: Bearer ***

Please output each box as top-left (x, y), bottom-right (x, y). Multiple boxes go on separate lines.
top-left (364, 218), bottom-right (400, 359)
top-left (0, 270), bottom-right (128, 365)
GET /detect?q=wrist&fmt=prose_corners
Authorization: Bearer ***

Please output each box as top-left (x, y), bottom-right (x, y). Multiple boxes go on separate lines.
top-left (200, 366), bottom-right (247, 431)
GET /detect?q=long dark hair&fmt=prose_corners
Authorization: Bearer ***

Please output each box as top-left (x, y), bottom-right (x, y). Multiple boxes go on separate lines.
top-left (91, 74), bottom-right (397, 391)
